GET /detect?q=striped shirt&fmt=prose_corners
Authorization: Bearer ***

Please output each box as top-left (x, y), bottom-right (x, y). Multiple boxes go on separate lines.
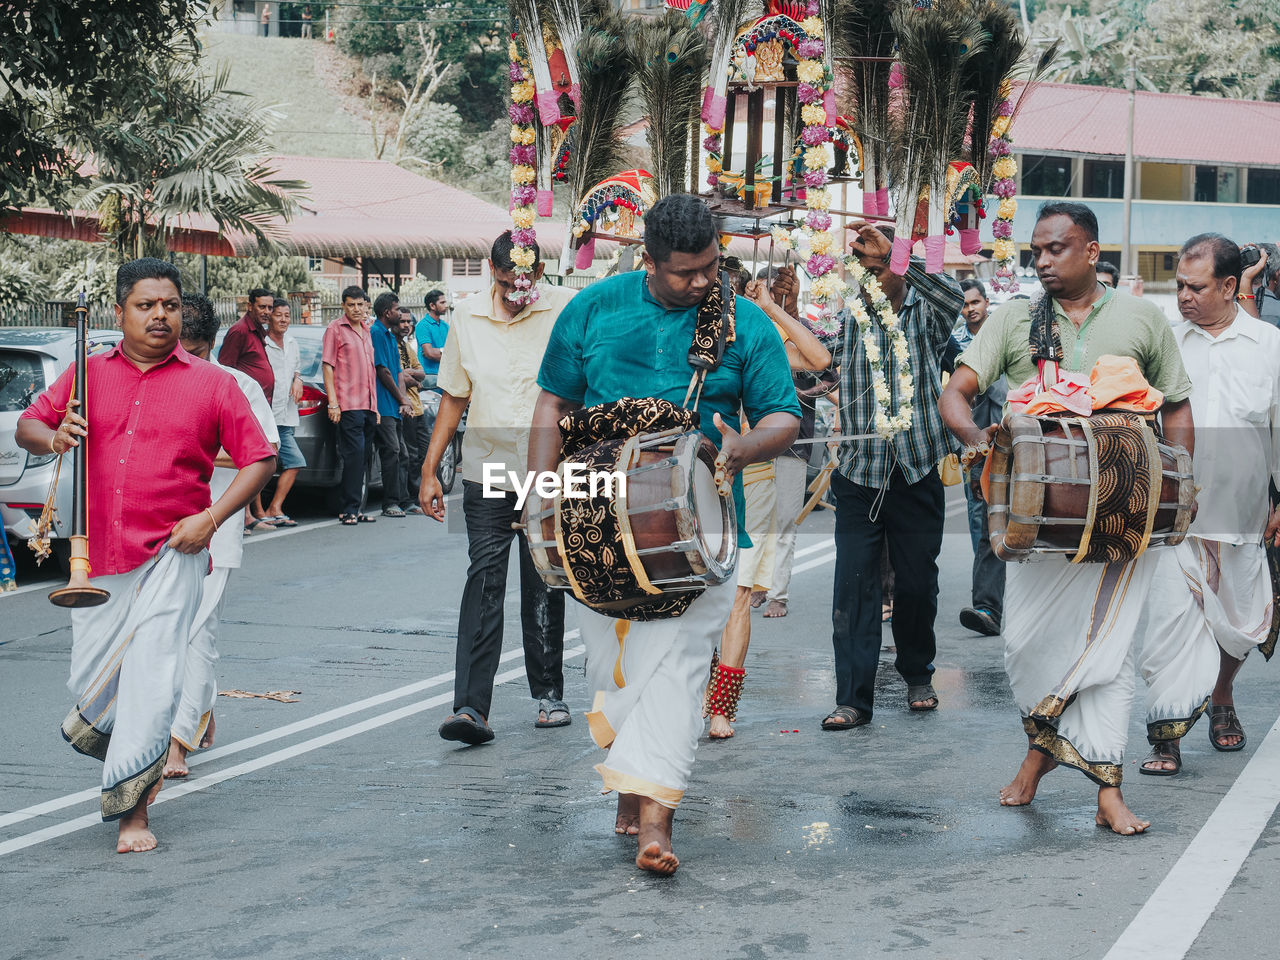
top-left (834, 261), bottom-right (964, 488)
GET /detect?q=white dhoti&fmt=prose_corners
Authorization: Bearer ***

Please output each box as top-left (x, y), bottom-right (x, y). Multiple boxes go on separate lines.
top-left (61, 549), bottom-right (207, 820)
top-left (1187, 537), bottom-right (1272, 661)
top-left (1136, 540), bottom-right (1221, 742)
top-left (1004, 551), bottom-right (1161, 787)
top-left (171, 566), bottom-right (230, 750)
top-left (581, 576), bottom-right (736, 808)
top-left (766, 454), bottom-right (807, 604)
top-left (736, 469), bottom-right (778, 591)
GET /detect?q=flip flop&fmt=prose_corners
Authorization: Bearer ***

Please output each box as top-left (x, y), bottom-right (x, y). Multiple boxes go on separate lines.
top-left (439, 707), bottom-right (494, 745)
top-left (355, 514), bottom-right (377, 523)
top-left (1209, 704), bottom-right (1246, 752)
top-left (1139, 740), bottom-right (1181, 776)
top-left (907, 684), bottom-right (939, 712)
top-left (821, 705), bottom-right (870, 730)
top-left (535, 698), bottom-right (572, 728)
top-left (244, 518), bottom-right (276, 533)
top-left (265, 514), bottom-right (298, 527)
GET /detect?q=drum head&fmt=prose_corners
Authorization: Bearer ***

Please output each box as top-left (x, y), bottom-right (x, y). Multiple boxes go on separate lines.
top-left (691, 458), bottom-right (725, 555)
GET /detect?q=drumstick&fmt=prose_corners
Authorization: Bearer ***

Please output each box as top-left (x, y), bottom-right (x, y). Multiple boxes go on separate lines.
top-left (713, 450), bottom-right (733, 497)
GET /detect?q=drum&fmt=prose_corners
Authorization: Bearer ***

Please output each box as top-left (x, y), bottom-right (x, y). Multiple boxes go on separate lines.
top-left (526, 429), bottom-right (737, 619)
top-left (986, 412), bottom-right (1194, 563)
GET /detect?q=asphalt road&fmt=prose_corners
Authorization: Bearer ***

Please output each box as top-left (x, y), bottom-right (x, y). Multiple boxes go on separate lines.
top-left (2, 487), bottom-right (1279, 960)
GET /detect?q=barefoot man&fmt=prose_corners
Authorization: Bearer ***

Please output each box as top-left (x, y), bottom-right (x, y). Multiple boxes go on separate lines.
top-left (164, 294), bottom-right (280, 779)
top-left (529, 195), bottom-right (800, 873)
top-left (16, 259), bottom-right (276, 852)
top-left (939, 202), bottom-right (1195, 834)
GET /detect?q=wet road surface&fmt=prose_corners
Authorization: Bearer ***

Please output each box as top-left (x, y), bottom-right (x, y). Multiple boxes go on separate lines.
top-left (2, 488), bottom-right (1279, 959)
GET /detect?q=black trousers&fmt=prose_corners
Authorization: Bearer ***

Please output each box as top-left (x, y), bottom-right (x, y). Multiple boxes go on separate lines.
top-left (375, 416), bottom-right (408, 510)
top-left (831, 467), bottom-right (944, 716)
top-left (454, 481), bottom-right (566, 717)
top-left (964, 480), bottom-right (1005, 618)
top-left (400, 412), bottom-right (430, 505)
top-left (336, 409), bottom-right (376, 516)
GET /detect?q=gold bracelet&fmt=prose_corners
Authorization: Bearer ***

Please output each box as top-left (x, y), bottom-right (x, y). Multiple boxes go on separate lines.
top-left (205, 508), bottom-right (220, 531)
top-left (50, 433), bottom-right (60, 455)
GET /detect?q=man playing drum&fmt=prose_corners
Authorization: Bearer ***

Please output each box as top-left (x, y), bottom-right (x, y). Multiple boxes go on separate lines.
top-left (1137, 234), bottom-right (1280, 775)
top-left (529, 194), bottom-right (800, 874)
top-left (939, 201), bottom-right (1197, 835)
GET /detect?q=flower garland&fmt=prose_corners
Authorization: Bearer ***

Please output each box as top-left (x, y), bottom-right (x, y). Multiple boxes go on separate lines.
top-left (845, 256), bottom-right (914, 438)
top-left (987, 79), bottom-right (1018, 293)
top-left (507, 35), bottom-right (540, 306)
top-left (793, 3), bottom-right (844, 329)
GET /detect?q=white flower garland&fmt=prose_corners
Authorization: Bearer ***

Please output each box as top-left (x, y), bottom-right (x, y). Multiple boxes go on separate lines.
top-left (845, 257), bottom-right (914, 438)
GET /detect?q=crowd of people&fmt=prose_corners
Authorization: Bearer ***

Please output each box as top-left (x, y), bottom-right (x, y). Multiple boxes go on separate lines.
top-left (15, 194), bottom-right (1279, 876)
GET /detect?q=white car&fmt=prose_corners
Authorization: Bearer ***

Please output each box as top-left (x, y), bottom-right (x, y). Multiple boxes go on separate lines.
top-left (1, 327), bottom-right (122, 565)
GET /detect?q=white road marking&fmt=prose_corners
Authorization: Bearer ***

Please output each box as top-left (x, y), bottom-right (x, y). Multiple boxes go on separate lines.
top-left (1103, 713), bottom-right (1280, 960)
top-left (0, 648), bottom-right (584, 858)
top-left (0, 631), bottom-right (580, 830)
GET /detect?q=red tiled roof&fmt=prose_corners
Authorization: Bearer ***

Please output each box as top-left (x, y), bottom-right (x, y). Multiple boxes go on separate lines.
top-left (1010, 82), bottom-right (1280, 168)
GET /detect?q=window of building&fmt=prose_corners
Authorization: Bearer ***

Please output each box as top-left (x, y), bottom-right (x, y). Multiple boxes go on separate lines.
top-left (1248, 168), bottom-right (1280, 205)
top-left (306, 256), bottom-right (324, 272)
top-left (233, 1), bottom-right (256, 14)
top-left (1194, 166), bottom-right (1219, 203)
top-left (1019, 154), bottom-right (1072, 196)
top-left (451, 258), bottom-right (484, 277)
top-left (1082, 159), bottom-right (1124, 199)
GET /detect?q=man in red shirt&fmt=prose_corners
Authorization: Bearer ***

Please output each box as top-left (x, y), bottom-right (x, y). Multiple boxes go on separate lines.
top-left (218, 287), bottom-right (277, 532)
top-left (17, 258), bottom-right (277, 854)
top-left (322, 286), bottom-right (379, 524)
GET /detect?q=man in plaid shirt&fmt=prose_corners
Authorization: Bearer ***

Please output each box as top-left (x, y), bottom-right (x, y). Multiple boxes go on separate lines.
top-left (821, 222), bottom-right (964, 732)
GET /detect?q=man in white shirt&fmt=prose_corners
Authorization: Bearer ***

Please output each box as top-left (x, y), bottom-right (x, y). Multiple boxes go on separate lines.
top-left (166, 294), bottom-right (280, 777)
top-left (262, 298), bottom-right (306, 526)
top-left (419, 232), bottom-right (575, 744)
top-left (1138, 234), bottom-right (1280, 775)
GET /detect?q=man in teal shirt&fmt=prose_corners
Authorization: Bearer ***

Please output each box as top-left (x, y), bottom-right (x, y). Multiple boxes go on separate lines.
top-left (531, 194), bottom-right (799, 876)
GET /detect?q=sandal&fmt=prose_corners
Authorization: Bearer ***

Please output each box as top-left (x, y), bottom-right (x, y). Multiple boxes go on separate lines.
top-left (265, 514), bottom-right (298, 527)
top-left (1209, 704), bottom-right (1246, 752)
top-left (1139, 740), bottom-right (1182, 776)
top-left (438, 707), bottom-right (495, 745)
top-left (355, 514), bottom-right (377, 523)
top-left (821, 705), bottom-right (870, 730)
top-left (535, 698), bottom-right (572, 728)
top-left (339, 514), bottom-right (358, 526)
top-left (244, 518), bottom-right (276, 533)
top-left (907, 684), bottom-right (939, 712)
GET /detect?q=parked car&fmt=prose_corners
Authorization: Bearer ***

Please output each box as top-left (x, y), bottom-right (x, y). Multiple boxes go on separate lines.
top-left (1, 327), bottom-right (123, 558)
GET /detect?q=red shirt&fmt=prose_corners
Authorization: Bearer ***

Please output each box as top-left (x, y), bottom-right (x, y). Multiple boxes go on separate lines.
top-left (21, 343), bottom-right (276, 577)
top-left (321, 314), bottom-right (377, 413)
top-left (218, 312), bottom-right (275, 402)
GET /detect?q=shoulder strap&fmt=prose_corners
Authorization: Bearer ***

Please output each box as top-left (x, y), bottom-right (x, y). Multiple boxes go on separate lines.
top-left (683, 269), bottom-right (735, 412)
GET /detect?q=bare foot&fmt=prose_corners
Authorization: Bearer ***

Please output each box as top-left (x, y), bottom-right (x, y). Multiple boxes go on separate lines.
top-left (708, 713), bottom-right (735, 739)
top-left (999, 747), bottom-right (1058, 806)
top-left (634, 798), bottom-right (678, 876)
top-left (1095, 786), bottom-right (1150, 835)
top-left (116, 777), bottom-right (161, 853)
top-left (199, 713), bottom-right (216, 749)
top-left (749, 590), bottom-right (767, 609)
top-left (615, 793), bottom-right (640, 836)
top-left (763, 599), bottom-right (787, 618)
top-left (163, 738), bottom-right (189, 779)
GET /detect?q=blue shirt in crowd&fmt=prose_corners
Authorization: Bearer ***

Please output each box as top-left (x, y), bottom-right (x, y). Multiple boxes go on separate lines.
top-left (414, 314), bottom-right (449, 375)
top-left (370, 318), bottom-right (404, 419)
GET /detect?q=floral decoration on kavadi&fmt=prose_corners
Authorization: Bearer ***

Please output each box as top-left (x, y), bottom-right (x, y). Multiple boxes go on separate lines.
top-left (844, 256), bottom-right (914, 438)
top-left (793, 2), bottom-right (843, 331)
top-left (987, 79), bottom-right (1018, 293)
top-left (507, 35), bottom-right (540, 306)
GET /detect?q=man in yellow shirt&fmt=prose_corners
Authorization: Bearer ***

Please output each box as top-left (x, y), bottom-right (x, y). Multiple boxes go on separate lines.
top-left (420, 232), bottom-right (576, 744)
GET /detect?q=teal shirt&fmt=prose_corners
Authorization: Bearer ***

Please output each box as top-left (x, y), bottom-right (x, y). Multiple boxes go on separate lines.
top-left (537, 270), bottom-right (801, 547)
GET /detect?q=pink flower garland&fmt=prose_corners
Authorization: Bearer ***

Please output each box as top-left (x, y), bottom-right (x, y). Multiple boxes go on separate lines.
top-left (507, 35), bottom-right (539, 306)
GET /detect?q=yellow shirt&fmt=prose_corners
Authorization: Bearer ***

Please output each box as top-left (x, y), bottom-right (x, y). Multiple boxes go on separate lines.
top-left (437, 283), bottom-right (577, 490)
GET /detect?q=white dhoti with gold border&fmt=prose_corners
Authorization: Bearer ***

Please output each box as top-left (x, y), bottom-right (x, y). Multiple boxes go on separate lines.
top-left (61, 549), bottom-right (207, 820)
top-left (1004, 551), bottom-right (1162, 787)
top-left (171, 566), bottom-right (230, 750)
top-left (581, 576), bottom-right (736, 808)
top-left (736, 465), bottom-right (777, 591)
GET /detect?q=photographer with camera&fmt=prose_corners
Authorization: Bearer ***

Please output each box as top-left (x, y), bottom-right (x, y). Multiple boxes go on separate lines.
top-left (1240, 242), bottom-right (1280, 326)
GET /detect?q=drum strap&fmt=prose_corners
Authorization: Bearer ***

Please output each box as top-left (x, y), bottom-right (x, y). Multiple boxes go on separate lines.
top-left (682, 269), bottom-right (736, 414)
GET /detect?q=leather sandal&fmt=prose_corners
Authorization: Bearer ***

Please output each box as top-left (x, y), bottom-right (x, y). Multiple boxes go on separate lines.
top-left (1139, 740), bottom-right (1181, 776)
top-left (821, 706), bottom-right (870, 730)
top-left (907, 684), bottom-right (939, 711)
top-left (1209, 704), bottom-right (1246, 752)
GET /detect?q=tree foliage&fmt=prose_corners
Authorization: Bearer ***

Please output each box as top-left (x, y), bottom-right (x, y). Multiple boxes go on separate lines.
top-left (0, 2), bottom-right (211, 215)
top-left (174, 254), bottom-right (316, 301)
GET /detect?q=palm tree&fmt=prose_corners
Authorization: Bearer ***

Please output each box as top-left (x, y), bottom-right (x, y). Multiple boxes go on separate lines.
top-left (71, 60), bottom-right (307, 260)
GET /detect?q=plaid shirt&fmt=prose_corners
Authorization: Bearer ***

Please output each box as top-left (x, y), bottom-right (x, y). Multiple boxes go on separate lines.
top-left (834, 260), bottom-right (964, 488)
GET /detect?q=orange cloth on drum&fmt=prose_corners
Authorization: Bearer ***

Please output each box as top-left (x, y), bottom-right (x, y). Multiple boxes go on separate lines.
top-left (1009, 354), bottom-right (1163, 418)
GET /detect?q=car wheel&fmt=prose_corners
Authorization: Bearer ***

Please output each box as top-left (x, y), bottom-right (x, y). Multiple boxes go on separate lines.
top-left (438, 437), bottom-right (458, 494)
